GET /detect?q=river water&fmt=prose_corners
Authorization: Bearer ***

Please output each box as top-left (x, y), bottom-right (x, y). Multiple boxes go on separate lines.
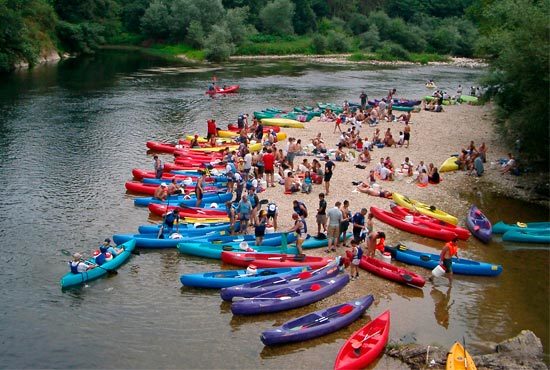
top-left (0, 50), bottom-right (547, 368)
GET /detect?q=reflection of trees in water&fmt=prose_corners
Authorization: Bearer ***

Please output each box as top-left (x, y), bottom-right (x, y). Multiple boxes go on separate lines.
top-left (431, 285), bottom-right (453, 329)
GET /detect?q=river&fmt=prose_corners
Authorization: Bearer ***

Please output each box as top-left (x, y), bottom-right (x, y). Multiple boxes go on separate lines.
top-left (0, 50), bottom-right (547, 368)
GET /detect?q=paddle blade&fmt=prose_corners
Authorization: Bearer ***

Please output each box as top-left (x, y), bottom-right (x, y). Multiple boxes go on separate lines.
top-left (310, 283), bottom-right (321, 291)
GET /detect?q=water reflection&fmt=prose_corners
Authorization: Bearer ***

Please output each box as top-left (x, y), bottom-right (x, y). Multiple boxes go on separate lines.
top-left (431, 285), bottom-right (454, 329)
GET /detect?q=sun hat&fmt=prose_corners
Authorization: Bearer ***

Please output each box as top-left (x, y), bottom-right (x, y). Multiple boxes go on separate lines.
top-left (161, 182), bottom-right (167, 187)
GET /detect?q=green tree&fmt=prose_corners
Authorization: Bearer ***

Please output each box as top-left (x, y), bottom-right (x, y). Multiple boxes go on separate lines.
top-left (293, 0), bottom-right (316, 34)
top-left (259, 0), bottom-right (295, 35)
top-left (120, 0), bottom-right (150, 33)
top-left (311, 33), bottom-right (327, 53)
top-left (359, 24), bottom-right (381, 51)
top-left (140, 0), bottom-right (170, 38)
top-left (204, 23), bottom-right (235, 62)
top-left (186, 20), bottom-right (204, 48)
top-left (348, 13), bottom-right (369, 35)
top-left (326, 30), bottom-right (350, 52)
top-left (226, 6), bottom-right (256, 45)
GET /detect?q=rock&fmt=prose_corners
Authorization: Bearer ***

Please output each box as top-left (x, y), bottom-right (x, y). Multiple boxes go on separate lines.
top-left (496, 330), bottom-right (544, 357)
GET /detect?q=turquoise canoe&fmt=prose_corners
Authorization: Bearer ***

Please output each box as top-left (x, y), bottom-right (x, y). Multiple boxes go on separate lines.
top-left (177, 242), bottom-right (298, 259)
top-left (493, 221), bottom-right (550, 234)
top-left (60, 239), bottom-right (136, 289)
top-left (302, 233), bottom-right (352, 249)
top-left (180, 267), bottom-right (304, 288)
top-left (502, 229), bottom-right (550, 244)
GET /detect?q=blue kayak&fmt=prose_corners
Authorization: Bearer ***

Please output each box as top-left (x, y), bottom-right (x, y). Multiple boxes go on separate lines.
top-left (493, 221), bottom-right (550, 234)
top-left (177, 242), bottom-right (298, 259)
top-left (261, 294), bottom-right (374, 345)
top-left (113, 232), bottom-right (222, 249)
top-left (180, 267), bottom-right (304, 288)
top-left (60, 239), bottom-right (136, 288)
top-left (502, 229), bottom-right (550, 244)
top-left (192, 232), bottom-right (297, 246)
top-left (385, 243), bottom-right (503, 276)
top-left (134, 191), bottom-right (232, 207)
top-left (302, 233), bottom-right (352, 249)
top-left (137, 221), bottom-right (238, 235)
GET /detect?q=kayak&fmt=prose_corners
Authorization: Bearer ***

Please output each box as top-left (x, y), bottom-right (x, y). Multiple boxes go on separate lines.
top-left (221, 251), bottom-right (334, 269)
top-left (227, 124), bottom-right (280, 133)
top-left (502, 229), bottom-right (550, 244)
top-left (60, 239), bottom-right (136, 289)
top-left (302, 233), bottom-right (353, 249)
top-left (177, 241), bottom-right (298, 259)
top-left (206, 85), bottom-right (239, 95)
top-left (163, 162), bottom-right (225, 173)
top-left (180, 267), bottom-right (304, 289)
top-left (424, 95), bottom-right (455, 105)
top-left (125, 181), bottom-right (221, 196)
top-left (359, 255), bottom-right (425, 288)
top-left (185, 141), bottom-right (262, 153)
top-left (261, 118), bottom-right (305, 128)
top-left (391, 192), bottom-right (458, 225)
top-left (133, 191), bottom-right (231, 207)
top-left (392, 105), bottom-right (415, 112)
top-left (146, 141), bottom-right (191, 153)
top-left (112, 232), bottom-right (224, 249)
top-left (459, 95), bottom-right (480, 105)
top-left (439, 156), bottom-right (459, 172)
top-left (390, 204), bottom-right (470, 240)
top-left (231, 274), bottom-right (349, 315)
top-left (333, 310), bottom-right (391, 370)
top-left (465, 205), bottom-right (492, 243)
top-left (385, 243), bottom-right (503, 276)
top-left (131, 168), bottom-right (226, 182)
top-left (261, 295), bottom-right (374, 346)
top-left (220, 257), bottom-right (341, 301)
top-left (141, 177), bottom-right (227, 186)
top-left (192, 231), bottom-right (296, 245)
top-left (217, 130), bottom-right (288, 142)
top-left (371, 206), bottom-right (458, 241)
top-left (493, 221), bottom-right (550, 234)
top-left (147, 203), bottom-right (228, 218)
top-left (446, 341), bottom-right (477, 370)
top-left (138, 221), bottom-right (236, 235)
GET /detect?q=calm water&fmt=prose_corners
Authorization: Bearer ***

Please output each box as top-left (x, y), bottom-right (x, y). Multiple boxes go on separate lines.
top-left (0, 50), bottom-right (548, 368)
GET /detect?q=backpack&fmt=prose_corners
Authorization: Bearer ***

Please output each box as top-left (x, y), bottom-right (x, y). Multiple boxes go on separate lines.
top-left (356, 246), bottom-right (363, 259)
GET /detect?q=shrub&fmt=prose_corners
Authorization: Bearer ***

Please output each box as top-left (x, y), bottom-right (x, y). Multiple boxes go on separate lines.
top-left (360, 25), bottom-right (381, 51)
top-left (348, 13), bottom-right (369, 35)
top-left (311, 34), bottom-right (327, 53)
top-left (376, 42), bottom-right (410, 61)
top-left (204, 24), bottom-right (235, 62)
top-left (326, 30), bottom-right (350, 52)
top-left (186, 20), bottom-right (204, 49)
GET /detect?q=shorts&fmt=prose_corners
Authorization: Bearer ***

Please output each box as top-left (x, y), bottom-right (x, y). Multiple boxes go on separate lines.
top-left (239, 214), bottom-right (250, 222)
top-left (324, 173), bottom-right (333, 182)
top-left (404, 132), bottom-right (410, 140)
top-left (297, 233), bottom-right (307, 241)
top-left (316, 214), bottom-right (327, 225)
top-left (286, 152), bottom-right (296, 164)
top-left (327, 225), bottom-right (340, 240)
top-left (352, 258), bottom-right (360, 266)
top-left (265, 169), bottom-right (274, 174)
top-left (443, 258), bottom-right (453, 273)
top-left (267, 211), bottom-right (276, 219)
top-left (255, 225), bottom-right (266, 237)
top-left (340, 221), bottom-right (350, 231)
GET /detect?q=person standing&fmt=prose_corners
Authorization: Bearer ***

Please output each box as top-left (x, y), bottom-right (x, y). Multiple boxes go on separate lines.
top-left (367, 231), bottom-right (385, 257)
top-left (266, 202), bottom-right (278, 230)
top-left (288, 212), bottom-right (307, 255)
top-left (349, 239), bottom-right (363, 280)
top-left (158, 208), bottom-right (180, 238)
top-left (153, 155), bottom-right (163, 179)
top-left (236, 194), bottom-right (252, 233)
top-left (207, 119), bottom-right (218, 140)
top-left (352, 208), bottom-right (368, 243)
top-left (438, 238), bottom-right (458, 283)
top-left (194, 171), bottom-right (205, 207)
top-left (293, 200), bottom-right (308, 219)
top-left (254, 210), bottom-right (268, 246)
top-left (263, 148), bottom-right (275, 187)
top-left (339, 200), bottom-right (352, 247)
top-left (403, 121), bottom-right (411, 148)
top-left (316, 193), bottom-right (327, 237)
top-left (360, 91), bottom-right (368, 110)
top-left (324, 155), bottom-right (335, 195)
top-left (325, 201), bottom-right (342, 253)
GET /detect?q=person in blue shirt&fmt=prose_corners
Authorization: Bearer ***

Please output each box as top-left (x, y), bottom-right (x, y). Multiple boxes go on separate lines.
top-left (100, 238), bottom-right (124, 258)
top-left (352, 208), bottom-right (368, 242)
top-left (237, 194), bottom-right (252, 233)
top-left (158, 209), bottom-right (180, 238)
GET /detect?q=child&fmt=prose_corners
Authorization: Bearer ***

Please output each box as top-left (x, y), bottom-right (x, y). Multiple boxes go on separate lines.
top-left (301, 171), bottom-right (313, 194)
top-left (255, 210), bottom-right (268, 246)
top-left (350, 239), bottom-right (362, 280)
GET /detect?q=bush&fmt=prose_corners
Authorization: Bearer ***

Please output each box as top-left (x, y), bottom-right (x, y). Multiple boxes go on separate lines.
top-left (348, 13), bottom-right (369, 35)
top-left (186, 20), bottom-right (204, 49)
top-left (204, 24), bottom-right (235, 62)
top-left (311, 34), bottom-right (327, 53)
top-left (360, 25), bottom-right (381, 51)
top-left (326, 30), bottom-right (350, 52)
top-left (376, 42), bottom-right (410, 61)
top-left (226, 6), bottom-right (256, 46)
top-left (259, 0), bottom-right (295, 36)
top-left (140, 0), bottom-right (170, 39)
top-left (57, 20), bottom-right (105, 54)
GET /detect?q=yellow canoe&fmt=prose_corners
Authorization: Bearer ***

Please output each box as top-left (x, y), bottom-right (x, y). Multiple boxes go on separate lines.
top-left (439, 156), bottom-right (459, 172)
top-left (184, 136), bottom-right (234, 144)
top-left (391, 192), bottom-right (458, 225)
top-left (446, 342), bottom-right (477, 370)
top-left (217, 130), bottom-right (288, 142)
top-left (186, 142), bottom-right (262, 153)
top-left (261, 118), bottom-right (305, 128)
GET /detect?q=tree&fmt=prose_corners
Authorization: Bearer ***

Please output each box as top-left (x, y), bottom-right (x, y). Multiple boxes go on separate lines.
top-left (360, 24), bottom-right (381, 51)
top-left (226, 6), bottom-right (257, 45)
top-left (140, 0), bottom-right (170, 38)
top-left (292, 0), bottom-right (316, 35)
top-left (204, 24), bottom-right (235, 62)
top-left (186, 20), bottom-right (204, 48)
top-left (259, 0), bottom-right (295, 36)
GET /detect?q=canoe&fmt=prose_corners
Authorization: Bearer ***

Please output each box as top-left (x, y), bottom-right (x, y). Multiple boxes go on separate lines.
top-left (390, 204), bottom-right (470, 240)
top-left (180, 267), bottom-right (304, 289)
top-left (371, 206), bottom-right (458, 241)
top-left (231, 274), bottom-right (349, 315)
top-left (132, 169), bottom-right (226, 182)
top-left (221, 251), bottom-right (334, 269)
top-left (138, 221), bottom-right (235, 235)
top-left (446, 341), bottom-right (477, 370)
top-left (205, 85), bottom-right (239, 95)
top-left (147, 203), bottom-right (228, 218)
top-left (217, 130), bottom-right (288, 141)
top-left (465, 205), bottom-right (492, 243)
top-left (261, 295), bottom-right (374, 346)
top-left (359, 256), bottom-right (425, 288)
top-left (333, 310), bottom-right (391, 370)
top-left (493, 221), bottom-right (550, 234)
top-left (185, 141), bottom-right (262, 153)
top-left (113, 232), bottom-right (223, 249)
top-left (502, 229), bottom-right (550, 244)
top-left (220, 257), bottom-right (341, 301)
top-left (459, 95), bottom-right (479, 104)
top-left (146, 141), bottom-right (190, 153)
top-left (60, 239), bottom-right (136, 288)
top-left (227, 124), bottom-right (280, 133)
top-left (261, 118), bottom-right (305, 129)
top-left (141, 177), bottom-right (228, 186)
top-left (439, 156), bottom-right (459, 172)
top-left (392, 105), bottom-right (414, 112)
top-left (385, 243), bottom-right (503, 276)
top-left (302, 233), bottom-right (353, 249)
top-left (189, 232), bottom-right (296, 246)
top-left (391, 192), bottom-right (458, 225)
top-left (134, 192), bottom-right (231, 207)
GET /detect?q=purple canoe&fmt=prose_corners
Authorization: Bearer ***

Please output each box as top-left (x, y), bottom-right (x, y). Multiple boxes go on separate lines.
top-left (466, 205), bottom-right (492, 243)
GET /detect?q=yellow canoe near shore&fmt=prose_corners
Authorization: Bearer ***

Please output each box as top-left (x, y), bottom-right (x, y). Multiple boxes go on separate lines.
top-left (183, 136), bottom-right (234, 144)
top-left (187, 141), bottom-right (263, 153)
top-left (439, 156), bottom-right (459, 172)
top-left (391, 192), bottom-right (458, 225)
top-left (217, 130), bottom-right (288, 142)
top-left (261, 118), bottom-right (305, 128)
top-left (446, 342), bottom-right (477, 370)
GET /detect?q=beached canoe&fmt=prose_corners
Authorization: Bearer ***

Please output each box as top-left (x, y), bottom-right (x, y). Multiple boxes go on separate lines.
top-left (446, 341), bottom-right (477, 370)
top-left (391, 192), bottom-right (458, 225)
top-left (206, 85), bottom-right (239, 95)
top-left (227, 124), bottom-right (280, 133)
top-left (178, 241), bottom-right (298, 259)
top-left (180, 267), bottom-right (304, 289)
top-left (302, 233), bottom-right (352, 249)
top-left (371, 206), bottom-right (458, 241)
top-left (424, 95), bottom-right (455, 105)
top-left (358, 255), bottom-right (425, 287)
top-left (492, 221), bottom-right (550, 234)
top-left (147, 203), bottom-right (229, 218)
top-left (217, 130), bottom-right (288, 141)
top-left (60, 239), bottom-right (136, 289)
top-left (459, 95), bottom-right (479, 105)
top-left (439, 156), bottom-right (459, 172)
top-left (465, 205), bottom-right (492, 243)
top-left (220, 258), bottom-right (340, 301)
top-left (112, 232), bottom-right (222, 249)
top-left (125, 181), bottom-right (219, 196)
top-left (385, 243), bottom-right (503, 276)
top-left (261, 294), bottom-right (374, 346)
top-left (261, 118), bottom-right (305, 128)
top-left (502, 229), bottom-right (550, 244)
top-left (133, 192), bottom-right (231, 207)
top-left (221, 251), bottom-right (334, 269)
top-left (333, 310), bottom-right (391, 370)
top-left (231, 274), bottom-right (349, 315)
top-left (137, 221), bottom-right (236, 235)
top-left (390, 204), bottom-right (470, 240)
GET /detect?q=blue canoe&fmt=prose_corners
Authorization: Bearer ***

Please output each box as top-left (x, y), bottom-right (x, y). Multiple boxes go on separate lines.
top-left (465, 205), bottom-right (492, 243)
top-left (260, 294), bottom-right (374, 346)
top-left (112, 232), bottom-right (223, 249)
top-left (60, 239), bottom-right (136, 288)
top-left (502, 229), bottom-right (550, 244)
top-left (177, 242), bottom-right (299, 259)
top-left (191, 232), bottom-right (297, 246)
top-left (137, 221), bottom-right (238, 235)
top-left (180, 267), bottom-right (304, 289)
top-left (134, 191), bottom-right (232, 207)
top-left (220, 257), bottom-right (341, 301)
top-left (385, 243), bottom-right (503, 276)
top-left (231, 274), bottom-right (350, 315)
top-left (493, 221), bottom-right (550, 234)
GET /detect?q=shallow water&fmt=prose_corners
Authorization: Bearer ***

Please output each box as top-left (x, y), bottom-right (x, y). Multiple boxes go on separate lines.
top-left (0, 50), bottom-right (547, 368)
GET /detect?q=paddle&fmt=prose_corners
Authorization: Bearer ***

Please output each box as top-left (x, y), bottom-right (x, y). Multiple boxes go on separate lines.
top-left (289, 305), bottom-right (354, 331)
top-left (351, 330), bottom-right (382, 356)
top-left (463, 336), bottom-right (468, 368)
top-left (232, 295), bottom-right (293, 302)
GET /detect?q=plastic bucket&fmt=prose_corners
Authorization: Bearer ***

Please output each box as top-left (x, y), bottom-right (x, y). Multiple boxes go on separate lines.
top-left (382, 252), bottom-right (392, 263)
top-left (432, 264), bottom-right (446, 277)
top-left (265, 227), bottom-right (275, 234)
top-left (404, 215), bottom-right (414, 224)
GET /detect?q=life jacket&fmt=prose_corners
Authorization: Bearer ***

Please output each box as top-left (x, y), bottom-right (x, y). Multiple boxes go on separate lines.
top-left (356, 246), bottom-right (363, 259)
top-left (446, 241), bottom-right (458, 256)
top-left (165, 211), bottom-right (178, 225)
top-left (95, 251), bottom-right (106, 266)
top-left (70, 261), bottom-right (82, 274)
top-left (267, 203), bottom-right (277, 216)
top-left (227, 162), bottom-right (237, 174)
top-left (293, 202), bottom-right (308, 217)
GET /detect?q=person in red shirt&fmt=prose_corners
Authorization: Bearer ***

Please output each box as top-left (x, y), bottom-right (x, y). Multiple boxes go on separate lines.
top-left (207, 119), bottom-right (218, 139)
top-left (262, 148), bottom-right (275, 187)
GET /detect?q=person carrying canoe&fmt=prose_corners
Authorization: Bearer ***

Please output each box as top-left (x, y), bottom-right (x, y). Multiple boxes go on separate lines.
top-left (439, 238), bottom-right (459, 283)
top-left (153, 155), bottom-right (163, 179)
top-left (158, 209), bottom-right (180, 238)
top-left (288, 212), bottom-right (307, 255)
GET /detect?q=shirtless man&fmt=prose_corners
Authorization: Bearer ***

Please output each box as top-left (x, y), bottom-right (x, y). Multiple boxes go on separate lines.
top-left (284, 171), bottom-right (300, 193)
top-left (403, 121), bottom-right (411, 148)
top-left (367, 231), bottom-right (386, 257)
top-left (153, 183), bottom-right (168, 201)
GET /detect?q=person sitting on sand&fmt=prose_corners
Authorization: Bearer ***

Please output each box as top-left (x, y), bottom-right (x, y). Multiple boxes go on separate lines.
top-left (379, 165), bottom-right (393, 181)
top-left (335, 144), bottom-right (348, 162)
top-left (372, 128), bottom-right (381, 144)
top-left (456, 150), bottom-right (468, 171)
top-left (397, 111), bottom-right (411, 124)
top-left (356, 182), bottom-right (392, 198)
top-left (397, 131), bottom-right (404, 147)
top-left (297, 158), bottom-right (311, 173)
top-left (385, 134), bottom-right (397, 148)
top-left (428, 165), bottom-right (441, 184)
top-left (284, 171), bottom-right (301, 193)
top-left (416, 160), bottom-right (428, 174)
top-left (417, 169), bottom-right (429, 185)
top-left (386, 108), bottom-right (396, 122)
top-left (400, 157), bottom-right (414, 176)
top-left (358, 148), bottom-right (371, 164)
top-left (355, 137), bottom-right (364, 151)
top-left (500, 153), bottom-right (517, 174)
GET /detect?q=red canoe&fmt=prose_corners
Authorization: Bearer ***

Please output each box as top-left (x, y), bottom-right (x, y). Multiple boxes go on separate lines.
top-left (146, 141), bottom-right (200, 153)
top-left (163, 162), bottom-right (225, 173)
top-left (370, 206), bottom-right (458, 241)
top-left (148, 203), bottom-right (228, 218)
top-left (125, 181), bottom-right (220, 195)
top-left (390, 204), bottom-right (470, 240)
top-left (131, 169), bottom-right (221, 182)
top-left (334, 310), bottom-right (391, 370)
top-left (359, 256), bottom-right (425, 287)
top-left (206, 85), bottom-right (240, 95)
top-left (227, 124), bottom-right (280, 133)
top-left (221, 251), bottom-right (334, 269)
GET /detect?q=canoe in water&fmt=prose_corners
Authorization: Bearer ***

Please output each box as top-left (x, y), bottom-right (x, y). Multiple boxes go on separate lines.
top-left (180, 267), bottom-right (303, 289)
top-left (465, 205), bottom-right (492, 243)
top-left (492, 221), bottom-right (550, 234)
top-left (502, 229), bottom-right (550, 244)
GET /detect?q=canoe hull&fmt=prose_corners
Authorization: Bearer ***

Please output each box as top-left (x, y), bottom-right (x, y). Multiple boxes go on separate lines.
top-left (180, 267), bottom-right (303, 289)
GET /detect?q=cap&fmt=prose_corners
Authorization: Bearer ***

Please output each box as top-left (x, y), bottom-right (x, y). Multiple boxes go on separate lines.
top-left (73, 253), bottom-right (82, 260)
top-left (104, 238), bottom-right (111, 243)
top-left (161, 182), bottom-right (167, 187)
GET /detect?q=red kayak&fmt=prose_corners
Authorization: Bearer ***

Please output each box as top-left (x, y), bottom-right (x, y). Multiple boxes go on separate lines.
top-left (131, 169), bottom-right (221, 182)
top-left (371, 206), bottom-right (458, 241)
top-left (227, 124), bottom-right (280, 133)
top-left (206, 85), bottom-right (239, 95)
top-left (390, 204), bottom-right (470, 240)
top-left (173, 150), bottom-right (223, 159)
top-left (125, 181), bottom-right (220, 195)
top-left (334, 310), bottom-right (390, 370)
top-left (163, 162), bottom-right (225, 172)
top-left (221, 251), bottom-right (334, 269)
top-left (148, 203), bottom-right (228, 218)
top-left (146, 141), bottom-right (204, 153)
top-left (359, 255), bottom-right (425, 287)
